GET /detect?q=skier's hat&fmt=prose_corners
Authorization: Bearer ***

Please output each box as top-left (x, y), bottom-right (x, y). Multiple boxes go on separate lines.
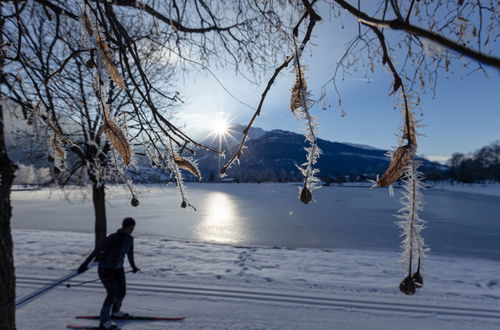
top-left (122, 217), bottom-right (136, 228)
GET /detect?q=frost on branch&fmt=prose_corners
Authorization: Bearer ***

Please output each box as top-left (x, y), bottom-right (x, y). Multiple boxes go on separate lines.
top-left (291, 38), bottom-right (322, 205)
top-left (377, 91), bottom-right (428, 295)
top-left (397, 159), bottom-right (427, 295)
top-left (167, 141), bottom-right (198, 210)
top-left (48, 134), bottom-right (66, 175)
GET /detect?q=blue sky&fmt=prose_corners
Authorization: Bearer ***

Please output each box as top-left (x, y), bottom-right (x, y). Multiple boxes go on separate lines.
top-left (177, 9), bottom-right (500, 164)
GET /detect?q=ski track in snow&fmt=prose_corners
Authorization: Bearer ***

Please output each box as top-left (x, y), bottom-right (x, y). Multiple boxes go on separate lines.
top-left (16, 275), bottom-right (500, 321)
top-left (13, 229), bottom-right (500, 330)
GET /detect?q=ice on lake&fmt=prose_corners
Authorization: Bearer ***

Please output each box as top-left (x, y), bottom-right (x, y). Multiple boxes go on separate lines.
top-left (11, 183), bottom-right (500, 260)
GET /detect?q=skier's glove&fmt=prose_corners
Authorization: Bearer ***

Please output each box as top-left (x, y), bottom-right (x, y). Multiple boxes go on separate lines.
top-left (132, 267), bottom-right (140, 273)
top-left (77, 265), bottom-right (88, 274)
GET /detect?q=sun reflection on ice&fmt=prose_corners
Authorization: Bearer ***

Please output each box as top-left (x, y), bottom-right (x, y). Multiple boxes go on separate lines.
top-left (197, 191), bottom-right (242, 244)
top-left (207, 192), bottom-right (234, 224)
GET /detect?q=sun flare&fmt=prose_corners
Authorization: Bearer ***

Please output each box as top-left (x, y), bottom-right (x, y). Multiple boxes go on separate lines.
top-left (212, 118), bottom-right (229, 136)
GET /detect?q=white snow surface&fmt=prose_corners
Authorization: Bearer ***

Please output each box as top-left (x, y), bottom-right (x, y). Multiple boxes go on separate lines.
top-left (14, 229), bottom-right (500, 330)
top-left (427, 181), bottom-right (500, 197)
top-left (12, 182), bottom-right (500, 329)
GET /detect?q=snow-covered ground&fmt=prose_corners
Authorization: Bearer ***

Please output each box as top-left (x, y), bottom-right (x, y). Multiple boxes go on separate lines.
top-left (322, 181), bottom-right (500, 197)
top-left (427, 181), bottom-right (500, 197)
top-left (12, 182), bottom-right (500, 329)
top-left (14, 229), bottom-right (500, 330)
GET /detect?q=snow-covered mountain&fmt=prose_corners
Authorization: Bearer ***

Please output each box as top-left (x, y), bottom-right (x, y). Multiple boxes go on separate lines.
top-left (193, 128), bottom-right (442, 182)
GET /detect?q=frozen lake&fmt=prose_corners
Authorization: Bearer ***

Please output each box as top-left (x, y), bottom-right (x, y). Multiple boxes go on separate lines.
top-left (11, 183), bottom-right (500, 260)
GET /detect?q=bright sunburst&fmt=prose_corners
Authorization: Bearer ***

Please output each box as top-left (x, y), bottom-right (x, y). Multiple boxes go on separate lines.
top-left (212, 118), bottom-right (229, 136)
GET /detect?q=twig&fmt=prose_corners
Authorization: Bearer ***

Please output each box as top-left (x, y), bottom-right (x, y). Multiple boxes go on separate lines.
top-left (44, 49), bottom-right (95, 84)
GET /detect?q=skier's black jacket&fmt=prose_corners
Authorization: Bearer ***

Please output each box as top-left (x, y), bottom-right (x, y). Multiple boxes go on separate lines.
top-left (80, 229), bottom-right (137, 270)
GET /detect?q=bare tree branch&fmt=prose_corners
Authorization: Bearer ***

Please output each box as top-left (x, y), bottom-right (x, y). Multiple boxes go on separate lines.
top-left (332, 0), bottom-right (500, 69)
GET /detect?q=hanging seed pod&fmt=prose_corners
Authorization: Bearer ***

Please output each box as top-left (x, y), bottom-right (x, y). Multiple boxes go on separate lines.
top-left (412, 258), bottom-right (424, 288)
top-left (85, 59), bottom-right (95, 69)
top-left (130, 197), bottom-right (139, 207)
top-left (399, 276), bottom-right (416, 295)
top-left (412, 271), bottom-right (423, 288)
top-left (181, 200), bottom-right (187, 208)
top-left (300, 187), bottom-right (312, 204)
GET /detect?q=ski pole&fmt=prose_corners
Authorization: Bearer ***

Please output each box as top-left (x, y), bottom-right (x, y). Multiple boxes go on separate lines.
top-left (66, 270), bottom-right (133, 288)
top-left (16, 262), bottom-right (98, 309)
top-left (16, 271), bottom-right (79, 309)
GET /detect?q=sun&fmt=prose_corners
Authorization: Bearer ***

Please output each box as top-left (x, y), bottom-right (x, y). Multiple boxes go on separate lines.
top-left (212, 118), bottom-right (229, 136)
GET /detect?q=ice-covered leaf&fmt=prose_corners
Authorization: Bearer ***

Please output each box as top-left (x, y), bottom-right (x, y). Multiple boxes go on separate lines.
top-left (174, 155), bottom-right (201, 179)
top-left (290, 64), bottom-right (308, 114)
top-left (378, 146), bottom-right (410, 187)
top-left (97, 36), bottom-right (126, 90)
top-left (99, 118), bottom-right (131, 166)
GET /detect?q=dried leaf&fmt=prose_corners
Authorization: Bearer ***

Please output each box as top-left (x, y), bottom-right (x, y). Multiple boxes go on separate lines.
top-left (402, 108), bottom-right (417, 145)
top-left (378, 146), bottom-right (411, 187)
top-left (174, 155), bottom-right (201, 178)
top-left (51, 134), bottom-right (65, 160)
top-left (100, 118), bottom-right (131, 165)
top-left (80, 9), bottom-right (94, 37)
top-left (299, 186), bottom-right (312, 204)
top-left (97, 36), bottom-right (126, 90)
top-left (50, 134), bottom-right (66, 175)
top-left (290, 65), bottom-right (307, 113)
top-left (97, 123), bottom-right (105, 137)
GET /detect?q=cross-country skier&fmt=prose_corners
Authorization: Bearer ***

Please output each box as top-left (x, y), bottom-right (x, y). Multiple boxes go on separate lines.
top-left (77, 217), bottom-right (140, 330)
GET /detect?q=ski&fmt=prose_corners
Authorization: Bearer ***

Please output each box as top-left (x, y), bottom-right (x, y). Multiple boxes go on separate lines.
top-left (76, 315), bottom-right (186, 321)
top-left (66, 325), bottom-right (120, 330)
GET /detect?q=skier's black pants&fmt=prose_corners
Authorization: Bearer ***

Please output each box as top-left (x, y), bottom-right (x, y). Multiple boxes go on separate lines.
top-left (98, 267), bottom-right (126, 324)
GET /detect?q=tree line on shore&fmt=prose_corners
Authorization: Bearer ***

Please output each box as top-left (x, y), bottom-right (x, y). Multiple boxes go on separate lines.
top-left (13, 141), bottom-right (500, 185)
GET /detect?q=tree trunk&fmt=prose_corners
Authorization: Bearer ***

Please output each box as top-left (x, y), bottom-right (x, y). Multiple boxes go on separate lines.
top-left (92, 183), bottom-right (107, 250)
top-left (0, 4), bottom-right (17, 329)
top-left (0, 109), bottom-right (17, 330)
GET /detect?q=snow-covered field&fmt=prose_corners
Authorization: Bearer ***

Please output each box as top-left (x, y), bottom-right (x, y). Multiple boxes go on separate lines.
top-left (12, 182), bottom-right (500, 329)
top-left (14, 230), bottom-right (500, 330)
top-left (428, 181), bottom-right (500, 197)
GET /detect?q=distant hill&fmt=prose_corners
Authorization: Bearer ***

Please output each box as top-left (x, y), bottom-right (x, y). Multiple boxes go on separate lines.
top-left (193, 128), bottom-right (444, 182)
top-left (6, 110), bottom-right (445, 183)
